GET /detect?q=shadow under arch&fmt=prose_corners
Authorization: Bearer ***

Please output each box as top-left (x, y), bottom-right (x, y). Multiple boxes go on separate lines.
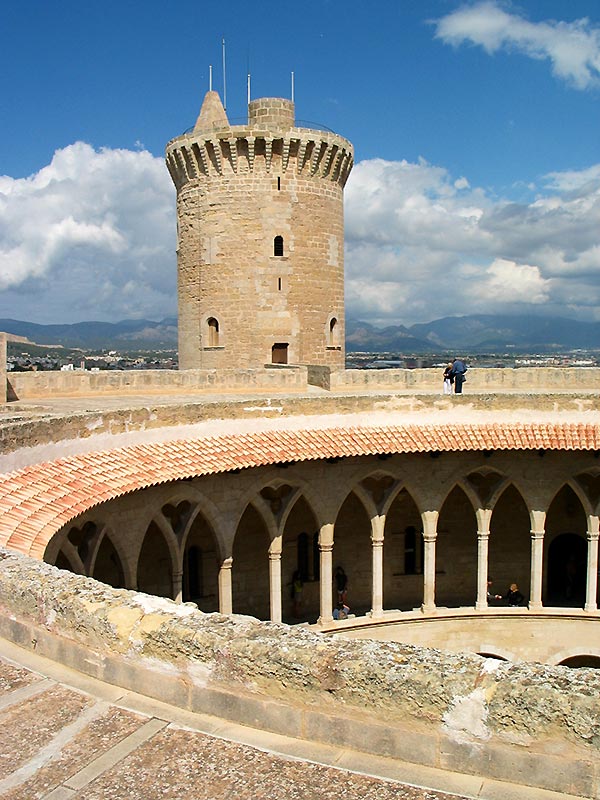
top-left (333, 488), bottom-right (371, 613)
top-left (489, 483), bottom-right (531, 604)
top-left (383, 486), bottom-right (423, 611)
top-left (544, 484), bottom-right (587, 607)
top-left (558, 655), bottom-right (600, 669)
top-left (137, 521), bottom-right (174, 598)
top-left (91, 530), bottom-right (126, 589)
top-left (232, 502), bottom-right (271, 620)
top-left (181, 508), bottom-right (220, 612)
top-left (436, 484), bottom-right (477, 608)
top-left (281, 494), bottom-right (320, 623)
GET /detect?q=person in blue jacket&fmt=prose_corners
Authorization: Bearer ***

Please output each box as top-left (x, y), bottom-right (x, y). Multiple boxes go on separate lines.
top-left (450, 358), bottom-right (468, 394)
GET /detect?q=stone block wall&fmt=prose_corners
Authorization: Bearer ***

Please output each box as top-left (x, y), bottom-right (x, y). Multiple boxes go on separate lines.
top-left (6, 366), bottom-right (308, 400)
top-left (331, 366), bottom-right (600, 392)
top-left (0, 547), bottom-right (598, 797)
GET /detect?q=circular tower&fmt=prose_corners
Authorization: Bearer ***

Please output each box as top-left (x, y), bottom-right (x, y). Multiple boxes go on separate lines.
top-left (166, 91), bottom-right (353, 370)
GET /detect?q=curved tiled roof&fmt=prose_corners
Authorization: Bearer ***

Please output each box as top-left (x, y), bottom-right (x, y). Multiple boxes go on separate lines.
top-left (0, 422), bottom-right (598, 559)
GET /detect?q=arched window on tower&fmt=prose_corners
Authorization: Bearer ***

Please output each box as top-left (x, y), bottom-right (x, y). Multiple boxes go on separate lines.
top-left (207, 317), bottom-right (219, 347)
top-left (327, 316), bottom-right (341, 349)
top-left (274, 235), bottom-right (284, 257)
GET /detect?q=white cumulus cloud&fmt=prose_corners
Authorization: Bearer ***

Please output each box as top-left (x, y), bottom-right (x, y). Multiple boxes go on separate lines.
top-left (0, 142), bottom-right (176, 323)
top-left (434, 1), bottom-right (600, 89)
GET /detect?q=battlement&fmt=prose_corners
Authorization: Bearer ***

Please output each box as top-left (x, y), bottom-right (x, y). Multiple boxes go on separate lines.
top-left (166, 126), bottom-right (353, 189)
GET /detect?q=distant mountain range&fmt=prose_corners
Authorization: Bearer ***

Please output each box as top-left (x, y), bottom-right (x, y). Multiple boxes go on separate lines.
top-left (1, 314), bottom-right (599, 354)
top-left (347, 315), bottom-right (600, 354)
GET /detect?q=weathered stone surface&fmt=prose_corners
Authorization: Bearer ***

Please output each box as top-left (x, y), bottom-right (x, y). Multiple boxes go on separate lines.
top-left (1, 547), bottom-right (599, 758)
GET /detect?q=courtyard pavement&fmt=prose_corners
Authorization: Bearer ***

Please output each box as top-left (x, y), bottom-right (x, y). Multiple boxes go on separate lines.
top-left (0, 639), bottom-right (587, 800)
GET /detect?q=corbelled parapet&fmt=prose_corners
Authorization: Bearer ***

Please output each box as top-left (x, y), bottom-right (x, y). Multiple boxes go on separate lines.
top-left (166, 94), bottom-right (353, 190)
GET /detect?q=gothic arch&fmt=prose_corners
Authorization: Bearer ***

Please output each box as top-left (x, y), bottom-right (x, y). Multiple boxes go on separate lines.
top-left (437, 484), bottom-right (478, 608)
top-left (232, 502), bottom-right (271, 619)
top-left (90, 530), bottom-right (127, 589)
top-left (488, 484), bottom-right (531, 603)
top-left (136, 521), bottom-right (175, 598)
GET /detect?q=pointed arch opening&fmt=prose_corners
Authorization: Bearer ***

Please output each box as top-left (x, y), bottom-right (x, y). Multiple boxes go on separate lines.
top-left (334, 490), bottom-right (371, 614)
top-left (488, 484), bottom-right (530, 605)
top-left (545, 485), bottom-right (587, 607)
top-left (183, 511), bottom-right (219, 611)
top-left (282, 496), bottom-right (319, 622)
top-left (232, 504), bottom-right (270, 620)
top-left (384, 488), bottom-right (423, 611)
top-left (92, 533), bottom-right (125, 589)
top-left (436, 485), bottom-right (477, 608)
top-left (137, 522), bottom-right (173, 598)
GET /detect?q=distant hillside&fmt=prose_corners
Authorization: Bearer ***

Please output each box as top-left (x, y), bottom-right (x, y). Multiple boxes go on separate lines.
top-left (0, 318), bottom-right (178, 351)
top-left (408, 315), bottom-right (600, 353)
top-left (1, 314), bottom-right (599, 354)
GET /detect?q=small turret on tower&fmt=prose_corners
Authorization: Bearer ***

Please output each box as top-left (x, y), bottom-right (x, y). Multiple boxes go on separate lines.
top-left (166, 90), bottom-right (353, 371)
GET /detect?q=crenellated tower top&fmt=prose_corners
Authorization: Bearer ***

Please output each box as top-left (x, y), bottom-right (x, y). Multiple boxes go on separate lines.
top-left (166, 91), bottom-right (353, 190)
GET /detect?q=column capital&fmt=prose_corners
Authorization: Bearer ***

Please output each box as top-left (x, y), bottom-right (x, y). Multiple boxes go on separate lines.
top-left (587, 530), bottom-right (600, 542)
top-left (221, 557), bottom-right (233, 570)
top-left (320, 542), bottom-right (334, 553)
top-left (530, 529), bottom-right (545, 540)
top-left (477, 530), bottom-right (490, 541)
top-left (269, 551), bottom-right (282, 562)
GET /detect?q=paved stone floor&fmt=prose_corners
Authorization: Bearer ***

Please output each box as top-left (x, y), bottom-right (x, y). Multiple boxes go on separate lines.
top-left (0, 642), bottom-right (588, 800)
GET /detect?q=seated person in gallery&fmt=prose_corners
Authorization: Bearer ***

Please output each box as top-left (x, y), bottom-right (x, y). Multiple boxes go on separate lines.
top-left (333, 601), bottom-right (350, 620)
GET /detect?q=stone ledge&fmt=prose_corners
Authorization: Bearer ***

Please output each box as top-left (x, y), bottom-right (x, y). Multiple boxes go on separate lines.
top-left (0, 548), bottom-right (598, 798)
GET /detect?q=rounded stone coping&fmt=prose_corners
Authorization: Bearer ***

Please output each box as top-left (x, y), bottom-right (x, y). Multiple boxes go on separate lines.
top-left (0, 547), bottom-right (599, 798)
top-left (0, 421), bottom-right (599, 559)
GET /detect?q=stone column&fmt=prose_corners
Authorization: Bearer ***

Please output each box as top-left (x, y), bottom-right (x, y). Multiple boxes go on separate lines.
top-left (318, 523), bottom-right (334, 624)
top-left (529, 510), bottom-right (546, 610)
top-left (172, 570), bottom-right (183, 603)
top-left (218, 557), bottom-right (233, 615)
top-left (371, 515), bottom-right (385, 618)
top-left (585, 516), bottom-right (599, 613)
top-left (421, 511), bottom-right (438, 613)
top-left (475, 509), bottom-right (492, 611)
top-left (269, 550), bottom-right (282, 623)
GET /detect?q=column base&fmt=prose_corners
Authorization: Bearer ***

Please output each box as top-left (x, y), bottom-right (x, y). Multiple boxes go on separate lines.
top-left (528, 601), bottom-right (543, 611)
top-left (584, 603), bottom-right (598, 613)
top-left (421, 604), bottom-right (436, 614)
top-left (475, 601), bottom-right (488, 611)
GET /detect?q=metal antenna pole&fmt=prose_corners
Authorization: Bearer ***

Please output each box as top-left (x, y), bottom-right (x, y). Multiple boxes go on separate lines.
top-left (291, 71), bottom-right (295, 102)
top-left (222, 38), bottom-right (227, 110)
top-left (247, 73), bottom-right (251, 104)
top-left (209, 65), bottom-right (213, 92)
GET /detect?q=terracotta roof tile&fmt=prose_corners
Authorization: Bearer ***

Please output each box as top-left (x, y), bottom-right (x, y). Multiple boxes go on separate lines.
top-left (0, 422), bottom-right (599, 557)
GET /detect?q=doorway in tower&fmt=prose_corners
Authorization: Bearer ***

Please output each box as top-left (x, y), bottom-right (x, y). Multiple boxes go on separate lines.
top-left (271, 343), bottom-right (289, 364)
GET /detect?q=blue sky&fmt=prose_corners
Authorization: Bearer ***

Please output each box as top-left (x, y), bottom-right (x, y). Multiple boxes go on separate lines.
top-left (0, 0), bottom-right (598, 326)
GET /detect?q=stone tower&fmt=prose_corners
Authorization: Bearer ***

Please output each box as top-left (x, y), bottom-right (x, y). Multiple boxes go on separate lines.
top-left (166, 91), bottom-right (353, 370)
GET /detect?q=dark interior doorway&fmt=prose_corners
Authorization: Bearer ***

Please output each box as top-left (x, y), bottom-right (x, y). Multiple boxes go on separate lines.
top-left (272, 343), bottom-right (289, 364)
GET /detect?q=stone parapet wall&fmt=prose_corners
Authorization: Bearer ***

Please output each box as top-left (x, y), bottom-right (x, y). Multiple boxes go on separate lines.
top-left (7, 366), bottom-right (308, 400)
top-left (6, 365), bottom-right (600, 402)
top-left (0, 547), bottom-right (598, 798)
top-left (332, 366), bottom-right (600, 391)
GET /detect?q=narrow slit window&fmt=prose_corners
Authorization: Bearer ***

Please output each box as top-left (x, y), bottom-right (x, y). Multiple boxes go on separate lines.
top-left (278, 277), bottom-right (282, 291)
top-left (207, 317), bottom-right (219, 346)
top-left (274, 236), bottom-right (284, 257)
top-left (277, 176), bottom-right (281, 191)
